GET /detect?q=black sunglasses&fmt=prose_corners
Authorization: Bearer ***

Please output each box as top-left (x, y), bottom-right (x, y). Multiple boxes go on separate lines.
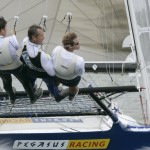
top-left (73, 42), bottom-right (79, 45)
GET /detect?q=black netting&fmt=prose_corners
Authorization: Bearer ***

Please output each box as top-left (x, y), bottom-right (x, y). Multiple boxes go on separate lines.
top-left (0, 95), bottom-right (102, 118)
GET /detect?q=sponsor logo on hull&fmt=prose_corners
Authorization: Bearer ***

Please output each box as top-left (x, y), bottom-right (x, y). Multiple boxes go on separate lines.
top-left (0, 118), bottom-right (82, 124)
top-left (13, 139), bottom-right (110, 149)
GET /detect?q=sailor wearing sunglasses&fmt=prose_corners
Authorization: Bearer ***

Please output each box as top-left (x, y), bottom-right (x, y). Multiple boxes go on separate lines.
top-left (52, 32), bottom-right (85, 101)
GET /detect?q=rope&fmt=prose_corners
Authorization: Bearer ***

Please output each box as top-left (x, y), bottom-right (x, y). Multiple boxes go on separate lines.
top-left (39, 15), bottom-right (48, 32)
top-left (61, 12), bottom-right (72, 33)
top-left (13, 16), bottom-right (19, 30)
top-left (34, 1), bottom-right (49, 90)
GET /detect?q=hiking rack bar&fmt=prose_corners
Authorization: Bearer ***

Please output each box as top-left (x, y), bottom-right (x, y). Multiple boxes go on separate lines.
top-left (79, 85), bottom-right (138, 93)
top-left (85, 62), bottom-right (137, 73)
top-left (0, 86), bottom-right (138, 98)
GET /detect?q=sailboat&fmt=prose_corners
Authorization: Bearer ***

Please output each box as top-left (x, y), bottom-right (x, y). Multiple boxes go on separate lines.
top-left (0, 0), bottom-right (150, 149)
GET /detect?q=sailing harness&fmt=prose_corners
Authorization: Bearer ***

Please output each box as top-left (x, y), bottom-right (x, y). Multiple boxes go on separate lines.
top-left (54, 48), bottom-right (78, 80)
top-left (0, 16), bottom-right (19, 66)
top-left (0, 38), bottom-right (13, 65)
top-left (0, 37), bottom-right (22, 70)
top-left (21, 44), bottom-right (45, 73)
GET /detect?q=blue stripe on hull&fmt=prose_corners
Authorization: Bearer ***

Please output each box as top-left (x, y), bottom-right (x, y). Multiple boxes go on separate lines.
top-left (0, 123), bottom-right (150, 150)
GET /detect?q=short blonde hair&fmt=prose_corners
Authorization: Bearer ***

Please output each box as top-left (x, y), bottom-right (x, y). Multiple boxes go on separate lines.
top-left (62, 32), bottom-right (77, 49)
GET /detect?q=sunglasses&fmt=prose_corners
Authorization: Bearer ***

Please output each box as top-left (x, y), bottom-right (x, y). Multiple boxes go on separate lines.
top-left (73, 42), bottom-right (79, 45)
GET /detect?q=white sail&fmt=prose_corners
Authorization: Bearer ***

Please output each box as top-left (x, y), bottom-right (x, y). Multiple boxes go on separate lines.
top-left (125, 0), bottom-right (150, 124)
top-left (0, 0), bottom-right (131, 61)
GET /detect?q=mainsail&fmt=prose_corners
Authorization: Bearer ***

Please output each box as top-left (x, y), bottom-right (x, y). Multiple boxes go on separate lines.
top-left (0, 0), bottom-right (130, 61)
top-left (125, 0), bottom-right (150, 124)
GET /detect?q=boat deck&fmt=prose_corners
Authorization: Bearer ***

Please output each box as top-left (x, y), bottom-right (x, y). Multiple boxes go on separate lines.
top-left (0, 94), bottom-right (113, 133)
top-left (0, 115), bottom-right (112, 133)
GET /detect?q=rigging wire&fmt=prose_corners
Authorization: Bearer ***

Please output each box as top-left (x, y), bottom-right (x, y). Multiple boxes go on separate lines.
top-left (61, 13), bottom-right (111, 107)
top-left (3, 1), bottom-right (128, 90)
top-left (102, 0), bottom-right (118, 86)
top-left (5, 0), bottom-right (125, 61)
top-left (0, 0), bottom-right (14, 12)
top-left (62, 13), bottom-right (113, 107)
top-left (59, 8), bottom-right (119, 110)
top-left (111, 2), bottom-right (115, 80)
top-left (9, 6), bottom-right (123, 60)
top-left (38, 0), bottom-right (49, 32)
top-left (61, 10), bottom-right (117, 107)
top-left (69, 0), bottom-right (118, 58)
top-left (14, 0), bottom-right (21, 31)
top-left (13, 0), bottom-right (21, 31)
top-left (136, 70), bottom-right (147, 125)
top-left (37, 0), bottom-right (49, 89)
top-left (44, 0), bottom-right (48, 16)
top-left (15, 1), bottom-right (44, 18)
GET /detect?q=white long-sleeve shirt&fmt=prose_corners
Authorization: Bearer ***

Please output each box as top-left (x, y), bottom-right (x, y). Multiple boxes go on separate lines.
top-left (22, 37), bottom-right (55, 76)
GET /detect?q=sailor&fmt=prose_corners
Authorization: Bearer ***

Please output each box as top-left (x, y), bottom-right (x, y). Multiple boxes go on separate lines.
top-left (0, 17), bottom-right (42, 104)
top-left (21, 25), bottom-right (66, 101)
top-left (51, 32), bottom-right (85, 100)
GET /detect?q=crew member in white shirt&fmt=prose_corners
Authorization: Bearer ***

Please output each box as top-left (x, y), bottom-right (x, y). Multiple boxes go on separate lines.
top-left (0, 17), bottom-right (42, 104)
top-left (52, 32), bottom-right (85, 100)
top-left (21, 25), bottom-right (65, 101)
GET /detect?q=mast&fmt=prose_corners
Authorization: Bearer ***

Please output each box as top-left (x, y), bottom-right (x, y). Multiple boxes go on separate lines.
top-left (125, 0), bottom-right (150, 124)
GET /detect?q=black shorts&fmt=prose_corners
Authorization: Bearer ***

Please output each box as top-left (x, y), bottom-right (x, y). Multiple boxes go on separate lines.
top-left (55, 76), bottom-right (81, 87)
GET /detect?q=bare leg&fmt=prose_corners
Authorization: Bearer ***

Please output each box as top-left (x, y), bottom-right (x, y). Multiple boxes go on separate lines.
top-left (69, 86), bottom-right (78, 94)
top-left (69, 86), bottom-right (79, 100)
